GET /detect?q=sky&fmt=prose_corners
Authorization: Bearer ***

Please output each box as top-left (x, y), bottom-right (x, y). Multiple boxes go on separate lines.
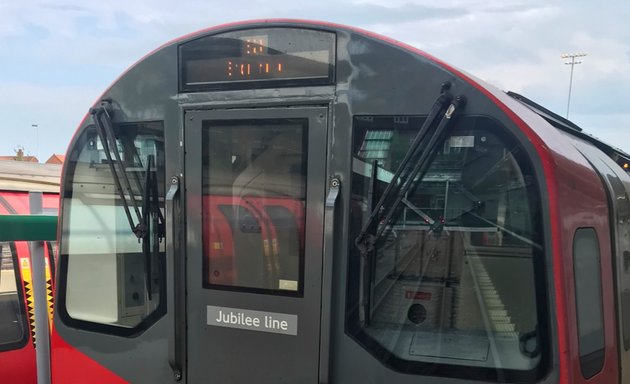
top-left (1, 0), bottom-right (629, 160)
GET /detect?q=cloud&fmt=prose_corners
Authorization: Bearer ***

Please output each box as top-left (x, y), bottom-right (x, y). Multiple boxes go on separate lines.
top-left (1, 0), bottom-right (630, 155)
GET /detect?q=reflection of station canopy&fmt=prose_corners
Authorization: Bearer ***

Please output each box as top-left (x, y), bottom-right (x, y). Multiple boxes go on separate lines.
top-left (0, 160), bottom-right (61, 193)
top-left (204, 124), bottom-right (306, 199)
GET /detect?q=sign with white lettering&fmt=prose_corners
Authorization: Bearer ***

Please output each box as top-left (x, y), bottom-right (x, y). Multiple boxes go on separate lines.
top-left (207, 305), bottom-right (298, 336)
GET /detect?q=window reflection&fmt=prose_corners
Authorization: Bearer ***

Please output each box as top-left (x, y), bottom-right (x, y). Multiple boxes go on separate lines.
top-left (202, 119), bottom-right (307, 295)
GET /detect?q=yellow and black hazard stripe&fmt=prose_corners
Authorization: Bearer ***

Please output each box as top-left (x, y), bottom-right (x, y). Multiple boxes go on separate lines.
top-left (18, 253), bottom-right (55, 347)
top-left (19, 256), bottom-right (37, 347)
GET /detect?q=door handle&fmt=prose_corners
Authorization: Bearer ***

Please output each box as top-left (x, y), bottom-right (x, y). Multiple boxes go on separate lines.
top-left (319, 177), bottom-right (341, 384)
top-left (166, 176), bottom-right (184, 381)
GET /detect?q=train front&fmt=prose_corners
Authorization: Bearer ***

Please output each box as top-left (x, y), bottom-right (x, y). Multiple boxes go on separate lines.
top-left (50, 20), bottom-right (611, 384)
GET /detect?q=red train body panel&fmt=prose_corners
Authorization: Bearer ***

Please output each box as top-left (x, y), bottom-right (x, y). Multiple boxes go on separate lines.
top-left (0, 191), bottom-right (58, 384)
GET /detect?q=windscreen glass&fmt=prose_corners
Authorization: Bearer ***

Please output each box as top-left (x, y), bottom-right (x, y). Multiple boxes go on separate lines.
top-left (347, 115), bottom-right (547, 382)
top-left (59, 122), bottom-right (166, 332)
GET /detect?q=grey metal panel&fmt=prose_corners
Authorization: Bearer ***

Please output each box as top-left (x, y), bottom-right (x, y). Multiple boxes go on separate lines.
top-left (54, 43), bottom-right (180, 384)
top-left (184, 106), bottom-right (328, 383)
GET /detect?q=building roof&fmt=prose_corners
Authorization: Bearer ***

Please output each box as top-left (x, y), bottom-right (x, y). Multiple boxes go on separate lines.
top-left (0, 160), bottom-right (61, 193)
top-left (0, 155), bottom-right (39, 162)
top-left (45, 154), bottom-right (65, 164)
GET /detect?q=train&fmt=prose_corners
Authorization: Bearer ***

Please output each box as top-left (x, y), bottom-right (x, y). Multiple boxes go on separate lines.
top-left (0, 160), bottom-right (59, 384)
top-left (51, 19), bottom-right (630, 383)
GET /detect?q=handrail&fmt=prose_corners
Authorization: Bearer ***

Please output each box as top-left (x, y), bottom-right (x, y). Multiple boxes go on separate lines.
top-left (0, 214), bottom-right (57, 241)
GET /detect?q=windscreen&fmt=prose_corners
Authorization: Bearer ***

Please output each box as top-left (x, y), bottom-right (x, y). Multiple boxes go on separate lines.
top-left (347, 115), bottom-right (547, 382)
top-left (59, 122), bottom-right (166, 333)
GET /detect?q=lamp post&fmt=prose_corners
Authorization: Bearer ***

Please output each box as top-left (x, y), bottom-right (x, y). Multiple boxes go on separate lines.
top-left (561, 52), bottom-right (587, 119)
top-left (31, 124), bottom-right (39, 162)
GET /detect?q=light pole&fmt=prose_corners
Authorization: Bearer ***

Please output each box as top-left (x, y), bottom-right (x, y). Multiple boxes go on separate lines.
top-left (561, 52), bottom-right (587, 119)
top-left (31, 124), bottom-right (39, 162)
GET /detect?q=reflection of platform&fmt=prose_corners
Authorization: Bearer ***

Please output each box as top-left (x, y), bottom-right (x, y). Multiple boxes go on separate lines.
top-left (455, 253), bottom-right (517, 336)
top-left (1, 270), bottom-right (17, 293)
top-left (366, 225), bottom-right (539, 370)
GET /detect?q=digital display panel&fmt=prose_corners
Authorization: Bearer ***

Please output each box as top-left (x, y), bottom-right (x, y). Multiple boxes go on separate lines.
top-left (180, 28), bottom-right (335, 90)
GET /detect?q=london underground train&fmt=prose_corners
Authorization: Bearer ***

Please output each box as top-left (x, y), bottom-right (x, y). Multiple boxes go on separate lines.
top-left (51, 19), bottom-right (630, 383)
top-left (0, 161), bottom-right (59, 384)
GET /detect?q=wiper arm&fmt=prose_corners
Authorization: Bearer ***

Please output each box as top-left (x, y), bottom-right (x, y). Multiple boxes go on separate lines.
top-left (355, 88), bottom-right (466, 255)
top-left (91, 100), bottom-right (146, 239)
top-left (430, 185), bottom-right (484, 234)
top-left (354, 87), bottom-right (466, 326)
top-left (91, 101), bottom-right (166, 300)
top-left (467, 211), bottom-right (542, 249)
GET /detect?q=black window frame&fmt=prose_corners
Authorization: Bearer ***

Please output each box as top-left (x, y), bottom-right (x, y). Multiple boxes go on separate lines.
top-left (0, 242), bottom-right (30, 352)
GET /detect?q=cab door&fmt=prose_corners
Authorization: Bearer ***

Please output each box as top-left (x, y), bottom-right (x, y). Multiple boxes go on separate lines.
top-left (184, 106), bottom-right (328, 383)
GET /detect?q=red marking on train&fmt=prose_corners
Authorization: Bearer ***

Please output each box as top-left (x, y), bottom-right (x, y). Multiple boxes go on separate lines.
top-left (405, 291), bottom-right (432, 301)
top-left (51, 329), bottom-right (128, 384)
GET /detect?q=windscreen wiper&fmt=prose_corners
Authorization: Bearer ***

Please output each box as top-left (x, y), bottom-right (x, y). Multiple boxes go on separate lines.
top-left (354, 88), bottom-right (466, 325)
top-left (91, 100), bottom-right (165, 300)
top-left (355, 86), bottom-right (466, 256)
top-left (91, 100), bottom-right (147, 239)
top-left (142, 154), bottom-right (165, 300)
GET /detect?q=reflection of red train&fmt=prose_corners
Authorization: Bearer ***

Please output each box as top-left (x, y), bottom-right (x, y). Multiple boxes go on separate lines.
top-left (204, 196), bottom-right (304, 289)
top-left (0, 162), bottom-right (59, 384)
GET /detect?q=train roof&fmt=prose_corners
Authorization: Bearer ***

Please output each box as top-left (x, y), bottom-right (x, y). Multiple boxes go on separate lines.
top-left (0, 160), bottom-right (61, 193)
top-left (507, 91), bottom-right (630, 166)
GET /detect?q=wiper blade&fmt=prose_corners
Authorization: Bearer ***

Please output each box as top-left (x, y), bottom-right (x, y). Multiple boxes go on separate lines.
top-left (142, 155), bottom-right (165, 300)
top-left (354, 88), bottom-right (466, 326)
top-left (91, 100), bottom-right (147, 239)
top-left (355, 87), bottom-right (466, 255)
top-left (91, 101), bottom-right (165, 300)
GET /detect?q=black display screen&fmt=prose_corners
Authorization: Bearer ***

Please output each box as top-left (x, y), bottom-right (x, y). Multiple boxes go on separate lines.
top-left (180, 28), bottom-right (335, 91)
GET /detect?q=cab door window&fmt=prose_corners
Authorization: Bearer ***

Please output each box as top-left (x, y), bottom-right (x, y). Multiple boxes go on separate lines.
top-left (201, 119), bottom-right (307, 295)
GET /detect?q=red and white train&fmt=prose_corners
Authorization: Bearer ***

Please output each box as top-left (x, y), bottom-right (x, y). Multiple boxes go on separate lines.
top-left (0, 161), bottom-right (59, 384)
